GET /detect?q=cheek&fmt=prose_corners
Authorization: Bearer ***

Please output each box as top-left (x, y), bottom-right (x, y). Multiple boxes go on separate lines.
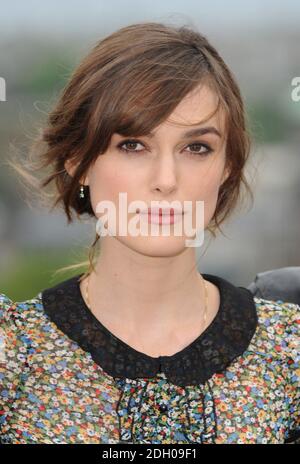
top-left (186, 162), bottom-right (224, 202)
top-left (88, 159), bottom-right (138, 209)
top-left (184, 162), bottom-right (225, 224)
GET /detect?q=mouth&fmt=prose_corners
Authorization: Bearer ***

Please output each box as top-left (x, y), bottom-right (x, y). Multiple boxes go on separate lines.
top-left (137, 207), bottom-right (184, 225)
top-left (137, 207), bottom-right (184, 216)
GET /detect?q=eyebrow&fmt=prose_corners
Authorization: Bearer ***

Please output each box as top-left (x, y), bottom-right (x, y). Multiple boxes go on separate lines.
top-left (147, 126), bottom-right (222, 139)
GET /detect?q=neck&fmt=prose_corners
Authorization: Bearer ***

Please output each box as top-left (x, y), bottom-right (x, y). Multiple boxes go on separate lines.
top-left (84, 236), bottom-right (207, 331)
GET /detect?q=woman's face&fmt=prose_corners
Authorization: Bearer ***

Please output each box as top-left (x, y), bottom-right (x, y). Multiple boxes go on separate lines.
top-left (83, 84), bottom-right (229, 257)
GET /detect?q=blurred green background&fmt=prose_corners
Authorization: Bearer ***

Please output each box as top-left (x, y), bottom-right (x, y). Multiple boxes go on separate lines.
top-left (0, 247), bottom-right (86, 301)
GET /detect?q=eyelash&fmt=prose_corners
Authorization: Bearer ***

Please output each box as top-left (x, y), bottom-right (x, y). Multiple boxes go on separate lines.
top-left (116, 139), bottom-right (214, 157)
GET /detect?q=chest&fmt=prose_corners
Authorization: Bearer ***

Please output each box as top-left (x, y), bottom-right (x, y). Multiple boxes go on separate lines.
top-left (1, 351), bottom-right (290, 444)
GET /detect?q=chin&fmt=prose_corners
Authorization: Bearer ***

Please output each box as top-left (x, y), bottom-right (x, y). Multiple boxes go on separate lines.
top-left (117, 235), bottom-right (191, 258)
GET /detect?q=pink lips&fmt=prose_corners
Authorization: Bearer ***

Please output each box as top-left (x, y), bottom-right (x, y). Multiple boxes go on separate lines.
top-left (138, 207), bottom-right (184, 225)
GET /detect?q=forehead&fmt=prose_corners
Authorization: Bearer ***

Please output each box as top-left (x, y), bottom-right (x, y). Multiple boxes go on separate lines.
top-left (155, 83), bottom-right (225, 135)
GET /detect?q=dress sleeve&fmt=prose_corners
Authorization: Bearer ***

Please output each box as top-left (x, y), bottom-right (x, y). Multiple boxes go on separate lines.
top-left (282, 301), bottom-right (300, 444)
top-left (0, 293), bottom-right (29, 431)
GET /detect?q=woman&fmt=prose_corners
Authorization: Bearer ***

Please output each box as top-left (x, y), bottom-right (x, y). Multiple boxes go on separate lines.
top-left (0, 22), bottom-right (299, 444)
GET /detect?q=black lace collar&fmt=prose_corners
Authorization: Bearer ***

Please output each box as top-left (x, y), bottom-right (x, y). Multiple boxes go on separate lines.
top-left (41, 272), bottom-right (258, 387)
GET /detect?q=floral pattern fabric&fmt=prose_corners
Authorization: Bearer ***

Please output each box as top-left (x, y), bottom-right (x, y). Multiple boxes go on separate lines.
top-left (0, 272), bottom-right (299, 444)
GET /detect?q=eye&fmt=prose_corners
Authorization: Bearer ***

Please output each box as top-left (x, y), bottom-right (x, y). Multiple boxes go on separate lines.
top-left (117, 139), bottom-right (145, 153)
top-left (185, 142), bottom-right (213, 156)
top-left (116, 139), bottom-right (214, 157)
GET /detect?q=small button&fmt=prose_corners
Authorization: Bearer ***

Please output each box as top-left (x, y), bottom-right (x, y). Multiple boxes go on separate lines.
top-left (158, 403), bottom-right (168, 413)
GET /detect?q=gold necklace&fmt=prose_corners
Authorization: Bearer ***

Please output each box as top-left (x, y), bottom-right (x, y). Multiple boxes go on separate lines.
top-left (84, 273), bottom-right (208, 328)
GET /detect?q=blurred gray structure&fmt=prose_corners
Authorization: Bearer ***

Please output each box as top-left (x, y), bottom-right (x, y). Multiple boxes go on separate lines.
top-left (247, 266), bottom-right (300, 305)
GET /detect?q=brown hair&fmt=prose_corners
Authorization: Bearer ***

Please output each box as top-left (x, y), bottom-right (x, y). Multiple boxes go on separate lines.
top-left (7, 21), bottom-right (254, 281)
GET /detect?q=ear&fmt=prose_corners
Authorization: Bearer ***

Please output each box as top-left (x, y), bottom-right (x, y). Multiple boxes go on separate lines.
top-left (221, 165), bottom-right (230, 186)
top-left (64, 159), bottom-right (89, 185)
top-left (64, 159), bottom-right (76, 178)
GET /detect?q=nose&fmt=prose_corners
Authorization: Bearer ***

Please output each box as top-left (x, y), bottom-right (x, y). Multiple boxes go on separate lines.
top-left (150, 155), bottom-right (178, 194)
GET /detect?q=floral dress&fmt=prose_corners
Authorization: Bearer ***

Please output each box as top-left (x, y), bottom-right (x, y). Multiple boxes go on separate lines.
top-left (0, 272), bottom-right (299, 444)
